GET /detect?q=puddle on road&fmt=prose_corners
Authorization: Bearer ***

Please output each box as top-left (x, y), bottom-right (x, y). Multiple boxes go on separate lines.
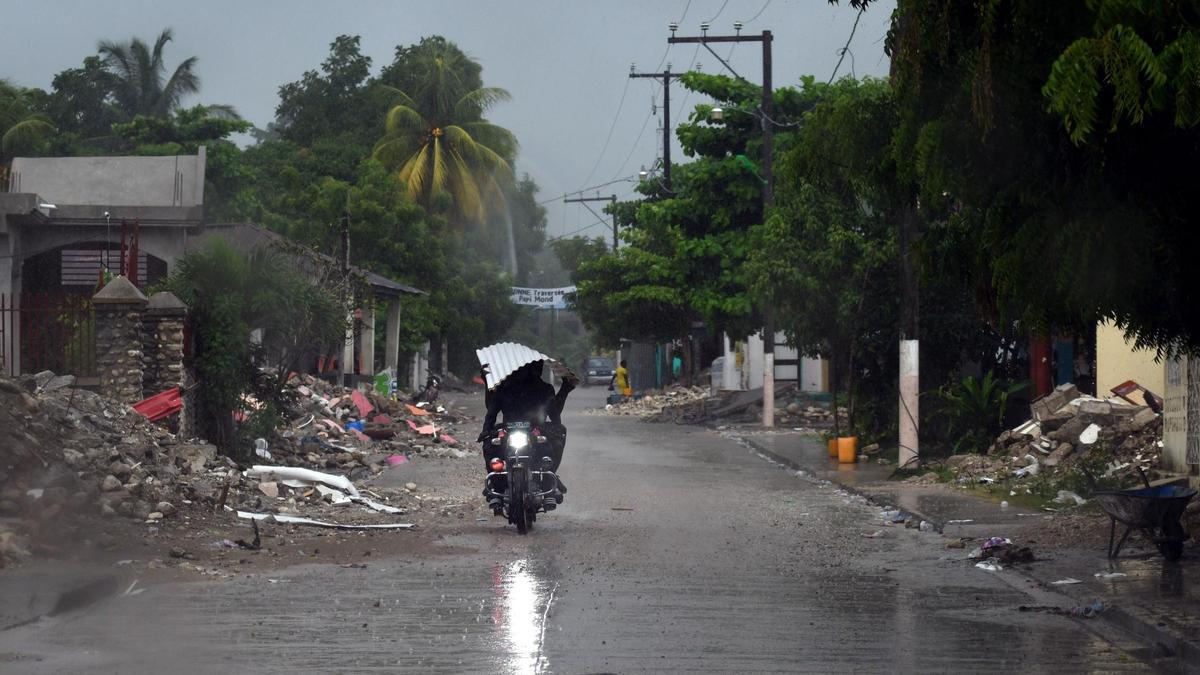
top-left (490, 559), bottom-right (558, 674)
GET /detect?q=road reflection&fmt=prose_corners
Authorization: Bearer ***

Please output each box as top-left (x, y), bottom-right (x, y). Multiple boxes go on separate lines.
top-left (492, 559), bottom-right (555, 674)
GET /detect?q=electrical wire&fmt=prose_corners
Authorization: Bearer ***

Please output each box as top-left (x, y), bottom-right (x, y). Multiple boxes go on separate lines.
top-left (541, 174), bottom-right (640, 205)
top-left (706, 0), bottom-right (730, 23)
top-left (827, 6), bottom-right (865, 84)
top-left (609, 108), bottom-right (656, 181)
top-left (547, 218), bottom-right (609, 242)
top-left (743, 0), bottom-right (771, 24)
top-left (576, 76), bottom-right (632, 188)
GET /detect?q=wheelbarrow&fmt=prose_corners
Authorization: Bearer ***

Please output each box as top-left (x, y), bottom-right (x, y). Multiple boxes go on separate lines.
top-left (1085, 467), bottom-right (1195, 561)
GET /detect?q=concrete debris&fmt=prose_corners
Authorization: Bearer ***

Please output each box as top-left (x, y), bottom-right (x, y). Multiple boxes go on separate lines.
top-left (0, 369), bottom-right (479, 567)
top-left (962, 382), bottom-right (1164, 488)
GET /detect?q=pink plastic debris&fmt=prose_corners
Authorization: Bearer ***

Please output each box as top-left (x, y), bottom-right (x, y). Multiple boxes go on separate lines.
top-left (439, 433), bottom-right (458, 445)
top-left (386, 454), bottom-right (409, 466)
top-left (351, 390), bottom-right (374, 417)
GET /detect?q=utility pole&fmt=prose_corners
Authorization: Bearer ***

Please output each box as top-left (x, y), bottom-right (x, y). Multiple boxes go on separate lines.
top-left (629, 66), bottom-right (682, 191)
top-left (670, 27), bottom-right (777, 427)
top-left (564, 195), bottom-right (619, 249)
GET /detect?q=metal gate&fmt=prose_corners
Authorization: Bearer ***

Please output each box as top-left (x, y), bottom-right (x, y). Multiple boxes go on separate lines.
top-left (0, 293), bottom-right (97, 378)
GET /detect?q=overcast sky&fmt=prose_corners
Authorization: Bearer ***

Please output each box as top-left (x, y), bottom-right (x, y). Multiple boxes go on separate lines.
top-left (0, 0), bottom-right (894, 240)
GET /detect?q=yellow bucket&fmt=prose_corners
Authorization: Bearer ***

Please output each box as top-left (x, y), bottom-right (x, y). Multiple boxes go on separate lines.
top-left (837, 436), bottom-right (858, 464)
top-left (827, 438), bottom-right (838, 458)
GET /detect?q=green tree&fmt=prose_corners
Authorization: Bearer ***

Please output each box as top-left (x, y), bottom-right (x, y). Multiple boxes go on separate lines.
top-left (274, 35), bottom-right (380, 156)
top-left (372, 37), bottom-right (516, 227)
top-left (98, 29), bottom-right (220, 119)
top-left (0, 80), bottom-right (54, 161)
top-left (161, 240), bottom-right (346, 457)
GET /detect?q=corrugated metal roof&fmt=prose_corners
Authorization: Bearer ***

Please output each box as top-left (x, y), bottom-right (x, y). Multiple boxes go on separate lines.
top-left (475, 342), bottom-right (554, 390)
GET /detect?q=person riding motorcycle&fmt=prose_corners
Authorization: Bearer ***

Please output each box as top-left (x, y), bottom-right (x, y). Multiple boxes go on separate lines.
top-left (477, 360), bottom-right (575, 513)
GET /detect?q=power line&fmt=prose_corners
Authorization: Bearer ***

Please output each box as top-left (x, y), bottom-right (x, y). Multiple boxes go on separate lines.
top-left (706, 0), bottom-right (730, 23)
top-left (654, 0), bottom-right (694, 72)
top-left (743, 0), bottom-right (772, 24)
top-left (609, 109), bottom-right (656, 181)
top-left (576, 76), bottom-right (632, 188)
top-left (540, 174), bottom-right (640, 205)
top-left (547, 218), bottom-right (609, 242)
top-left (828, 6), bottom-right (865, 84)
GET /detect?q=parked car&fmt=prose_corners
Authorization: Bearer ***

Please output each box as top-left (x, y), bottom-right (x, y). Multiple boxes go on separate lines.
top-left (582, 356), bottom-right (615, 386)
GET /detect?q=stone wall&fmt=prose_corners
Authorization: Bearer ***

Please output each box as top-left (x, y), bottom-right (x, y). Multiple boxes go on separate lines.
top-left (141, 292), bottom-right (187, 396)
top-left (93, 276), bottom-right (147, 403)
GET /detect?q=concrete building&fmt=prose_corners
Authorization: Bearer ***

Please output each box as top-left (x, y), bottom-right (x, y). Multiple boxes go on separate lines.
top-left (1095, 321), bottom-right (1165, 399)
top-left (716, 331), bottom-right (827, 393)
top-left (1, 150), bottom-right (423, 385)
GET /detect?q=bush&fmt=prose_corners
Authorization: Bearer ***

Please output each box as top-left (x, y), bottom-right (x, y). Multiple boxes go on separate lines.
top-left (160, 240), bottom-right (346, 458)
top-left (937, 371), bottom-right (1028, 454)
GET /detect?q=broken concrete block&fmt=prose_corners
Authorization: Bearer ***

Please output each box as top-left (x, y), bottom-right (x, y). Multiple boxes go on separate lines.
top-left (1128, 407), bottom-right (1159, 432)
top-left (1048, 417), bottom-right (1089, 443)
top-left (1038, 410), bottom-right (1074, 433)
top-left (1031, 384), bottom-right (1081, 421)
top-left (1043, 442), bottom-right (1075, 467)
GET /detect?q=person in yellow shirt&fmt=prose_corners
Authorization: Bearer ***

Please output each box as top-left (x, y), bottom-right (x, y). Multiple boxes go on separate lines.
top-left (609, 360), bottom-right (631, 397)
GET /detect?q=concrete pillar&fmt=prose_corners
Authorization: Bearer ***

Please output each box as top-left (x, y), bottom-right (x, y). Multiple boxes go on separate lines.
top-left (341, 311), bottom-right (355, 378)
top-left (385, 299), bottom-right (401, 371)
top-left (93, 276), bottom-right (147, 403)
top-left (360, 302), bottom-right (376, 376)
top-left (898, 339), bottom-right (920, 469)
top-left (141, 291), bottom-right (187, 395)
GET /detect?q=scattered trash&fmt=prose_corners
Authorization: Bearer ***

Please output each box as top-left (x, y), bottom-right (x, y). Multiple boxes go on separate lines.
top-left (1000, 501), bottom-right (1010, 509)
top-left (1094, 571), bottom-right (1128, 580)
top-left (1019, 601), bottom-right (1106, 618)
top-left (946, 519), bottom-right (975, 524)
top-left (975, 561), bottom-right (1003, 572)
top-left (386, 454), bottom-right (409, 466)
top-left (1053, 490), bottom-right (1087, 506)
top-left (1078, 423), bottom-right (1101, 446)
top-left (254, 438), bottom-right (272, 460)
top-left (861, 530), bottom-right (884, 538)
top-left (1051, 578), bottom-right (1083, 585)
top-left (919, 521), bottom-right (935, 533)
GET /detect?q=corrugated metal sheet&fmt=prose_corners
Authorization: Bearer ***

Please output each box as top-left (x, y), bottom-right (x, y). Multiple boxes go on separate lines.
top-left (475, 342), bottom-right (554, 390)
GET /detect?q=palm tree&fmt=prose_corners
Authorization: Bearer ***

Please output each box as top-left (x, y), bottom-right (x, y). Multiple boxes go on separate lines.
top-left (98, 28), bottom-right (202, 119)
top-left (372, 46), bottom-right (517, 227)
top-left (0, 80), bottom-right (54, 161)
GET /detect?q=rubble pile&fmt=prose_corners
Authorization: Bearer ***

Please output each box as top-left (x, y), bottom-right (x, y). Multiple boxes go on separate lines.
top-left (603, 386), bottom-right (710, 419)
top-left (266, 373), bottom-right (473, 470)
top-left (0, 371), bottom-right (477, 567)
top-left (947, 383), bottom-right (1164, 486)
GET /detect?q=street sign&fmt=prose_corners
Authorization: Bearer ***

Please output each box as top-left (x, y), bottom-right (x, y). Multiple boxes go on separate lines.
top-left (510, 286), bottom-right (575, 309)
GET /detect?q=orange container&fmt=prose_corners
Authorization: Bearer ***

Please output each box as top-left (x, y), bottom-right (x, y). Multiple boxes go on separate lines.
top-left (827, 438), bottom-right (838, 457)
top-left (837, 436), bottom-right (858, 464)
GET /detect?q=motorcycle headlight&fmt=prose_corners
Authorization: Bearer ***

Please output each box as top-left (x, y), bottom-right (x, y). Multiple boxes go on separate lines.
top-left (588, 370), bottom-right (597, 375)
top-left (508, 431), bottom-right (530, 449)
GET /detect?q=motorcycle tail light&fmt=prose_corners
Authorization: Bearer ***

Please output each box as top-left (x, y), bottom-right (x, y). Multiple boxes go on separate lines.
top-left (489, 458), bottom-right (505, 472)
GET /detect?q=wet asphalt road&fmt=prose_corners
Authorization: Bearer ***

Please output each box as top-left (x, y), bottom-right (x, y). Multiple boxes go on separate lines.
top-left (0, 386), bottom-right (1169, 673)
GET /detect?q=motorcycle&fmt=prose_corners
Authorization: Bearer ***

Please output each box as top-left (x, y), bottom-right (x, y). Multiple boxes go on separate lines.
top-left (483, 421), bottom-right (562, 534)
